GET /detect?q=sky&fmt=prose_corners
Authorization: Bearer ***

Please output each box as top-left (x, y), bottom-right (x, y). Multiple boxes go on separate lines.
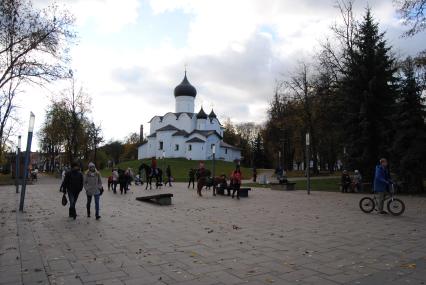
top-left (15, 0), bottom-right (426, 149)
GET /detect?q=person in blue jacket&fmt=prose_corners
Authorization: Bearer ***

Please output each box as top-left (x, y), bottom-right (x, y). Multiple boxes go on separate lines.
top-left (374, 158), bottom-right (392, 214)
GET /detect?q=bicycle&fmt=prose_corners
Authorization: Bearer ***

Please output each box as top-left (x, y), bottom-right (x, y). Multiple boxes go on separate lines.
top-left (359, 184), bottom-right (405, 216)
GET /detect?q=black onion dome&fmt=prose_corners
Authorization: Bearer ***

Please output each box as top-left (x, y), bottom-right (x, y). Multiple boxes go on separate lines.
top-left (208, 109), bottom-right (217, 118)
top-left (196, 107), bottom-right (208, 119)
top-left (174, 72), bottom-right (197, 98)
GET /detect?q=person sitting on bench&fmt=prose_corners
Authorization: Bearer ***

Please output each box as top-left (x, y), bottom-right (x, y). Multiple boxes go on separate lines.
top-left (231, 166), bottom-right (242, 200)
top-left (275, 165), bottom-right (288, 184)
top-left (217, 174), bottom-right (230, 195)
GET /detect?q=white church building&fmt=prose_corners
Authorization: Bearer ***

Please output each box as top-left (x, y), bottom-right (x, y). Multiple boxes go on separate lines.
top-left (138, 72), bottom-right (241, 162)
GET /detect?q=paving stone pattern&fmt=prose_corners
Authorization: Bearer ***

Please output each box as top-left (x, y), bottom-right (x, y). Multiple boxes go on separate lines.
top-left (1, 176), bottom-right (426, 285)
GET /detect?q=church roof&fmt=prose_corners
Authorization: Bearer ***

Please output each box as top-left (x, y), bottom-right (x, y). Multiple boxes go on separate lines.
top-left (208, 109), bottom-right (217, 118)
top-left (174, 72), bottom-right (197, 98)
top-left (187, 129), bottom-right (223, 139)
top-left (156, 124), bottom-right (180, 132)
top-left (196, 107), bottom-right (208, 119)
top-left (220, 141), bottom-right (241, 150)
top-left (148, 112), bottom-right (194, 123)
top-left (186, 137), bottom-right (205, 143)
top-left (147, 133), bottom-right (157, 138)
top-left (175, 112), bottom-right (195, 119)
top-left (172, 130), bottom-right (189, 136)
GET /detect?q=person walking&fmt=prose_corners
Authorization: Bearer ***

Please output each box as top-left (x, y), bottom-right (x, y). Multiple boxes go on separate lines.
top-left (125, 168), bottom-right (132, 191)
top-left (374, 158), bottom-right (392, 214)
top-left (107, 174), bottom-right (113, 191)
top-left (84, 162), bottom-right (103, 220)
top-left (188, 168), bottom-right (195, 189)
top-left (353, 170), bottom-right (363, 192)
top-left (165, 165), bottom-right (173, 187)
top-left (118, 168), bottom-right (127, 194)
top-left (252, 167), bottom-right (257, 183)
top-left (231, 166), bottom-right (242, 200)
top-left (112, 168), bottom-right (119, 194)
top-left (341, 170), bottom-right (352, 193)
top-left (196, 162), bottom-right (207, 197)
top-left (61, 162), bottom-right (83, 219)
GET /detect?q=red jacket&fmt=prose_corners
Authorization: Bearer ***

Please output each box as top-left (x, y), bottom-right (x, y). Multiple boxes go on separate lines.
top-left (231, 171), bottom-right (242, 184)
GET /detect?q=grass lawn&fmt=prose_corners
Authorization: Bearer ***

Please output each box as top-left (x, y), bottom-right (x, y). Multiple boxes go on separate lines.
top-left (294, 178), bottom-right (341, 192)
top-left (100, 158), bottom-right (251, 182)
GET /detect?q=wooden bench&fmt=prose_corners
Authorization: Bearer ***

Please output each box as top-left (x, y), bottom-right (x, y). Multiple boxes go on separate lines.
top-left (270, 182), bottom-right (296, 191)
top-left (239, 187), bottom-right (251, 198)
top-left (136, 193), bottom-right (173, 205)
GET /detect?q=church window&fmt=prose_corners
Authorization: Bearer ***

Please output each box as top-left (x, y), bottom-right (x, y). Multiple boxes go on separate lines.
top-left (175, 144), bottom-right (179, 151)
top-left (225, 148), bottom-right (228, 154)
top-left (159, 141), bottom-right (163, 150)
top-left (188, 144), bottom-right (192, 151)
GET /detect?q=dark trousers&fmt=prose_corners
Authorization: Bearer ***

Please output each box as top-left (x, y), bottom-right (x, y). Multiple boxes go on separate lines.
top-left (342, 183), bottom-right (350, 193)
top-left (120, 182), bottom-right (126, 194)
top-left (112, 181), bottom-right (118, 193)
top-left (108, 181), bottom-right (112, 190)
top-left (188, 178), bottom-right (195, 188)
top-left (232, 183), bottom-right (241, 199)
top-left (68, 191), bottom-right (80, 218)
top-left (86, 194), bottom-right (100, 217)
top-left (166, 176), bottom-right (172, 186)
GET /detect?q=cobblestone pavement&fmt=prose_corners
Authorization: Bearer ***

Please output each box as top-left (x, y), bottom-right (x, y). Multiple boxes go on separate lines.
top-left (1, 175), bottom-right (426, 285)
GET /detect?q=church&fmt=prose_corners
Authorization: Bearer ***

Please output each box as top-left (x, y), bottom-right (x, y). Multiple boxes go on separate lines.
top-left (138, 72), bottom-right (241, 162)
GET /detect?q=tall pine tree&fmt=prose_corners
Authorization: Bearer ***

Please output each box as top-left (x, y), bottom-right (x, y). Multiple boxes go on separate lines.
top-left (339, 9), bottom-right (396, 179)
top-left (392, 58), bottom-right (426, 193)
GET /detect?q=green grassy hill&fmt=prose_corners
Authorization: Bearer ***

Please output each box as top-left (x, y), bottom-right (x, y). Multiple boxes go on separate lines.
top-left (100, 158), bottom-right (251, 182)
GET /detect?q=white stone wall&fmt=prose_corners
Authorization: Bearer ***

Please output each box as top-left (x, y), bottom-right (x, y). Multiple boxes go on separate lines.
top-left (185, 142), bottom-right (205, 160)
top-left (140, 110), bottom-right (240, 161)
top-left (196, 118), bottom-right (206, 130)
top-left (175, 96), bottom-right (195, 113)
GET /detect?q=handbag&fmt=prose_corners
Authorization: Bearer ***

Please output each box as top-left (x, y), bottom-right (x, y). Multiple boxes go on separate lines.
top-left (61, 193), bottom-right (68, 206)
top-left (99, 186), bottom-right (104, 196)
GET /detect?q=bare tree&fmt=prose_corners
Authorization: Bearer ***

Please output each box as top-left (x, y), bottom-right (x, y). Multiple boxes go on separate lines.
top-left (318, 0), bottom-right (357, 82)
top-left (395, 0), bottom-right (426, 36)
top-left (61, 74), bottom-right (91, 163)
top-left (283, 62), bottom-right (320, 173)
top-left (0, 0), bottom-right (75, 159)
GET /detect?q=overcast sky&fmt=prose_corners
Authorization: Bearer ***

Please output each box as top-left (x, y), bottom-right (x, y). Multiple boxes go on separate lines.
top-left (16, 0), bottom-right (426, 148)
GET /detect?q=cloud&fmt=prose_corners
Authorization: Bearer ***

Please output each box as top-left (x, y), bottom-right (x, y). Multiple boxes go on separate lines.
top-left (36, 0), bottom-right (141, 33)
top-left (14, 0), bottom-right (426, 147)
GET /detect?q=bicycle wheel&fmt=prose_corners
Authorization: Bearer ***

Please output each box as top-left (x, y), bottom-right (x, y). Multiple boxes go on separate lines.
top-left (359, 197), bottom-right (375, 213)
top-left (387, 198), bottom-right (405, 216)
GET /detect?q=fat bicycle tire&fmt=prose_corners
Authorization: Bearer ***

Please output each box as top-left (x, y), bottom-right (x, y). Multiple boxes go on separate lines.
top-left (387, 198), bottom-right (405, 216)
top-left (359, 197), bottom-right (375, 213)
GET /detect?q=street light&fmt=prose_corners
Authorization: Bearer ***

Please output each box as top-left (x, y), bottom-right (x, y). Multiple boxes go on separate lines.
top-left (15, 135), bottom-right (21, 193)
top-left (19, 112), bottom-right (35, 212)
top-left (306, 132), bottom-right (310, 195)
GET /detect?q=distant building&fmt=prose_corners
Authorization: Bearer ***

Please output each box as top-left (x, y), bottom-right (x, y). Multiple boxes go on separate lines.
top-left (138, 72), bottom-right (241, 161)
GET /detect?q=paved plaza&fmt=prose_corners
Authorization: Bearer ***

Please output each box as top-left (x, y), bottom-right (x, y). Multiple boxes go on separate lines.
top-left (1, 176), bottom-right (426, 285)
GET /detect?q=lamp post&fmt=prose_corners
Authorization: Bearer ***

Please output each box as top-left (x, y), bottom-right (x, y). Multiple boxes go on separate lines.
top-left (306, 132), bottom-right (310, 195)
top-left (212, 144), bottom-right (216, 179)
top-left (19, 112), bottom-right (35, 212)
top-left (15, 135), bottom-right (21, 193)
